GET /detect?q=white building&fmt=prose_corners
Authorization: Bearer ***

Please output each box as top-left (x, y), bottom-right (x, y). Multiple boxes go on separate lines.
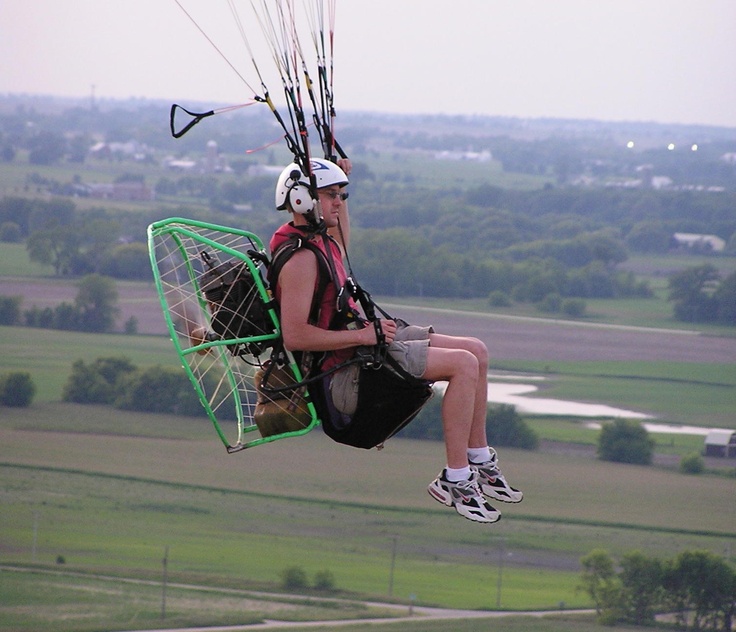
top-left (672, 233), bottom-right (726, 252)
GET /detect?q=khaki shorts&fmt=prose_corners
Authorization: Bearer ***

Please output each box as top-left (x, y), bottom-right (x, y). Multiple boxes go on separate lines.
top-left (329, 319), bottom-right (433, 415)
top-left (386, 318), bottom-right (434, 378)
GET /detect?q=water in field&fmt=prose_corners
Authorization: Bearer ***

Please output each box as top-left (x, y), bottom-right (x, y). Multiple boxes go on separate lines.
top-left (434, 375), bottom-right (723, 436)
top-left (482, 375), bottom-right (719, 436)
top-left (485, 379), bottom-right (652, 419)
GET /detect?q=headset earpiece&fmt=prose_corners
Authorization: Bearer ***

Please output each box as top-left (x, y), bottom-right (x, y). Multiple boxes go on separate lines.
top-left (286, 183), bottom-right (315, 213)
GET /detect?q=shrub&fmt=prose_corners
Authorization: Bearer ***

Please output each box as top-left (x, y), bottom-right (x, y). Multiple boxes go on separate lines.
top-left (0, 371), bottom-right (36, 407)
top-left (597, 419), bottom-right (654, 465)
top-left (537, 293), bottom-right (562, 313)
top-left (487, 404), bottom-right (539, 449)
top-left (619, 550), bottom-right (663, 625)
top-left (0, 221), bottom-right (22, 242)
top-left (281, 566), bottom-right (308, 590)
top-left (488, 290), bottom-right (511, 307)
top-left (313, 570), bottom-right (336, 591)
top-left (63, 357), bottom-right (136, 404)
top-left (561, 298), bottom-right (586, 317)
top-left (397, 391), bottom-right (444, 440)
top-left (399, 397), bottom-right (538, 449)
top-left (579, 548), bottom-right (623, 624)
top-left (24, 305), bottom-right (55, 328)
top-left (679, 452), bottom-right (704, 475)
top-left (0, 295), bottom-right (22, 325)
top-left (115, 365), bottom-right (203, 416)
top-left (124, 316), bottom-right (138, 334)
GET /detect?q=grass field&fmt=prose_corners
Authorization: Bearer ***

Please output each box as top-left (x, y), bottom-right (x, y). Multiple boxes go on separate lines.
top-left (0, 566), bottom-right (610, 632)
top-left (2, 401), bottom-right (735, 631)
top-left (4, 322), bottom-right (734, 432)
top-left (2, 239), bottom-right (736, 630)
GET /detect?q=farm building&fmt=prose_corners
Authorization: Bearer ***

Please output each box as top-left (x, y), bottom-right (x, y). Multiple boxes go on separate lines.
top-left (704, 430), bottom-right (736, 458)
top-left (672, 232), bottom-right (726, 252)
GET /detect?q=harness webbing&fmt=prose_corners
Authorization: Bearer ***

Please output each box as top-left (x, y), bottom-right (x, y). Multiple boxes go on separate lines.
top-left (267, 229), bottom-right (422, 388)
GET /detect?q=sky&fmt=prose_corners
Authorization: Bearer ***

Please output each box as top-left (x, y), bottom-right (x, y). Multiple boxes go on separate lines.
top-left (2, 0), bottom-right (735, 128)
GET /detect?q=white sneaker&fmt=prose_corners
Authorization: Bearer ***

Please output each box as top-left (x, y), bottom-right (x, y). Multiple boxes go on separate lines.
top-left (427, 469), bottom-right (501, 523)
top-left (471, 448), bottom-right (523, 503)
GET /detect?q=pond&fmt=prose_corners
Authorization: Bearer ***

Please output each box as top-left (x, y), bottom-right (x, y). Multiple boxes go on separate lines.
top-left (434, 375), bottom-right (723, 436)
top-left (480, 375), bottom-right (720, 436)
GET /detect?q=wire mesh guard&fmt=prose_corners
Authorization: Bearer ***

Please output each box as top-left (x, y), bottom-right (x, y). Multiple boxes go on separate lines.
top-left (147, 218), bottom-right (319, 452)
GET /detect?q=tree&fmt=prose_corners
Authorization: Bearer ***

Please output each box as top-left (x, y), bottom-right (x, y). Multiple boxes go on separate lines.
top-left (0, 221), bottom-right (22, 242)
top-left (0, 197), bottom-right (35, 236)
top-left (399, 398), bottom-right (538, 449)
top-left (680, 452), bottom-right (704, 475)
top-left (561, 298), bottom-right (586, 317)
top-left (64, 360), bottom-right (116, 405)
top-left (668, 264), bottom-right (720, 323)
top-left (579, 549), bottom-right (622, 624)
top-left (662, 550), bottom-right (736, 632)
top-left (486, 404), bottom-right (539, 449)
top-left (281, 566), bottom-right (308, 590)
top-left (51, 302), bottom-right (80, 331)
top-left (619, 550), bottom-right (663, 625)
top-left (313, 570), bottom-right (336, 591)
top-left (597, 419), bottom-right (654, 465)
top-left (0, 295), bottom-right (22, 325)
top-left (582, 547), bottom-right (736, 630)
top-left (714, 271), bottom-right (736, 326)
top-left (26, 226), bottom-right (81, 276)
top-left (28, 130), bottom-right (66, 165)
top-left (0, 371), bottom-right (36, 407)
top-left (115, 366), bottom-right (202, 416)
top-left (74, 274), bottom-right (119, 332)
top-left (73, 218), bottom-right (121, 275)
top-left (625, 220), bottom-right (671, 253)
top-left (100, 242), bottom-right (152, 280)
top-left (63, 357), bottom-right (136, 404)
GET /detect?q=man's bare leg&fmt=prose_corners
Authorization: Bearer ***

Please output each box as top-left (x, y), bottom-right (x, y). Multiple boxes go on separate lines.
top-left (429, 334), bottom-right (489, 450)
top-left (422, 345), bottom-right (478, 469)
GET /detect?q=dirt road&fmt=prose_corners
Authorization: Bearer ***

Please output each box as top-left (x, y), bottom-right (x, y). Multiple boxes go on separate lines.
top-left (3, 278), bottom-right (736, 364)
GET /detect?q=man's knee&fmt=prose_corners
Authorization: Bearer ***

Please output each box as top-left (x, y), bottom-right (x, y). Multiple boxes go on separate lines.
top-left (466, 337), bottom-right (488, 368)
top-left (425, 347), bottom-right (479, 383)
top-left (452, 348), bottom-right (480, 382)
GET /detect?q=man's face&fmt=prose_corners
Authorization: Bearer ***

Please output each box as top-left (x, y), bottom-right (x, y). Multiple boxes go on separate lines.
top-left (317, 186), bottom-right (344, 227)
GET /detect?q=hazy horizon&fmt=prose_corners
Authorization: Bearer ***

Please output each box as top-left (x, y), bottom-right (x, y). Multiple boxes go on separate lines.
top-left (2, 1), bottom-right (735, 128)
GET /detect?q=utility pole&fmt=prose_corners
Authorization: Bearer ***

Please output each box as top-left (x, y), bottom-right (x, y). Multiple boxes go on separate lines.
top-left (496, 537), bottom-right (506, 609)
top-left (388, 536), bottom-right (398, 597)
top-left (161, 546), bottom-right (169, 620)
top-left (32, 511), bottom-right (39, 562)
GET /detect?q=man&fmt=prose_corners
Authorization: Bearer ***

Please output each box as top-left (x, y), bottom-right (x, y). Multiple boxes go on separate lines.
top-left (270, 157), bottom-right (523, 523)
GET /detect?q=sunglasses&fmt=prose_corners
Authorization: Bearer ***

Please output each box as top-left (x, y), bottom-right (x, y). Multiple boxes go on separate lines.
top-left (319, 190), bottom-right (349, 201)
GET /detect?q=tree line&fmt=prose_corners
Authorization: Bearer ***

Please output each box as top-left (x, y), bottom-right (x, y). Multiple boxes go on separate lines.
top-left (581, 548), bottom-right (735, 630)
top-left (0, 274), bottom-right (129, 334)
top-left (4, 195), bottom-right (736, 327)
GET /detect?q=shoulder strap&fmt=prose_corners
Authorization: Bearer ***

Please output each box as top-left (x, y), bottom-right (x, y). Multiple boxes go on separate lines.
top-left (268, 235), bottom-right (334, 325)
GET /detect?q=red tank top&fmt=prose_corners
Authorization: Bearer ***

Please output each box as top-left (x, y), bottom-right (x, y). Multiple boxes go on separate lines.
top-left (269, 223), bottom-right (359, 369)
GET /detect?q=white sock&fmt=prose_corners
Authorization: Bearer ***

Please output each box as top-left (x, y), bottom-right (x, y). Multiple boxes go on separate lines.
top-left (445, 465), bottom-right (471, 482)
top-left (467, 446), bottom-right (492, 464)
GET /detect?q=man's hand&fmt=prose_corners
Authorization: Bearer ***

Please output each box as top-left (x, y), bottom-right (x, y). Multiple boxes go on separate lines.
top-left (360, 318), bottom-right (396, 346)
top-left (336, 157), bottom-right (352, 176)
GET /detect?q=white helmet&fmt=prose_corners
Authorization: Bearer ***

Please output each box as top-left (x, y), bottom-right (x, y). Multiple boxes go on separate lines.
top-left (310, 157), bottom-right (349, 189)
top-left (274, 158), bottom-right (348, 213)
top-left (275, 163), bottom-right (313, 213)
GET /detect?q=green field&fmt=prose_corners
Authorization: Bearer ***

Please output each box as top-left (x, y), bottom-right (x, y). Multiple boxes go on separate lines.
top-left (2, 400), bottom-right (735, 631)
top-left (4, 323), bottom-right (734, 432)
top-left (2, 234), bottom-right (736, 630)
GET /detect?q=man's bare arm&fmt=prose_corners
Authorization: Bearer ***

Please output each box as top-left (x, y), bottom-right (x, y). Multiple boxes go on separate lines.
top-left (278, 249), bottom-right (393, 352)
